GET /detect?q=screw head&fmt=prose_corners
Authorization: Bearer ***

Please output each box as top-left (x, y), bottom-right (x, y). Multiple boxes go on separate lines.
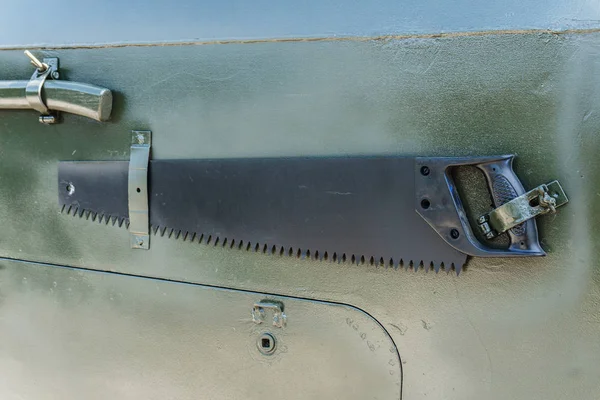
top-left (136, 134), bottom-right (145, 144)
top-left (51, 71), bottom-right (60, 79)
top-left (450, 229), bottom-right (460, 239)
top-left (135, 237), bottom-right (144, 246)
top-left (420, 166), bottom-right (430, 176)
top-left (257, 332), bottom-right (276, 355)
top-left (39, 114), bottom-right (57, 124)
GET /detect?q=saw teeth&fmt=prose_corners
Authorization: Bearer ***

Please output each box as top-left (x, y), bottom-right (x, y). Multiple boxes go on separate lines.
top-left (443, 262), bottom-right (451, 273)
top-left (60, 204), bottom-right (129, 229)
top-left (59, 206), bottom-right (464, 274)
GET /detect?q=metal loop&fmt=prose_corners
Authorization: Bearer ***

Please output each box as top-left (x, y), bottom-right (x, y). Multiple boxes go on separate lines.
top-left (25, 67), bottom-right (51, 115)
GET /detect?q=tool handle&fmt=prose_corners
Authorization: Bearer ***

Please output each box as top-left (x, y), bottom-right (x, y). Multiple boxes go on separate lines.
top-left (415, 155), bottom-right (545, 258)
top-left (475, 157), bottom-right (534, 252)
top-left (0, 80), bottom-right (112, 122)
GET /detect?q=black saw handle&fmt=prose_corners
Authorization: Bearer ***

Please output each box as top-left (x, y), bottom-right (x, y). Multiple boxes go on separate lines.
top-left (415, 155), bottom-right (545, 258)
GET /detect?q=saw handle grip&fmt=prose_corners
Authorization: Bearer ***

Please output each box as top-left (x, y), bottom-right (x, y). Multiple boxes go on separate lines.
top-left (415, 155), bottom-right (545, 258)
top-left (475, 157), bottom-right (536, 252)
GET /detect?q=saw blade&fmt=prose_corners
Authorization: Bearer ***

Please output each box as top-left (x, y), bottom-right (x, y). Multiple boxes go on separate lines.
top-left (59, 157), bottom-right (467, 273)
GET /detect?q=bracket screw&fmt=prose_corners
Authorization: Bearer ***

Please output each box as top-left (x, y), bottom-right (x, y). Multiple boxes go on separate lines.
top-left (257, 332), bottom-right (276, 355)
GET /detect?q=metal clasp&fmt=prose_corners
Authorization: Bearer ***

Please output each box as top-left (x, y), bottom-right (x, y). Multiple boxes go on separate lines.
top-left (129, 131), bottom-right (151, 249)
top-left (24, 51), bottom-right (60, 124)
top-left (252, 300), bottom-right (286, 328)
top-left (478, 180), bottom-right (568, 239)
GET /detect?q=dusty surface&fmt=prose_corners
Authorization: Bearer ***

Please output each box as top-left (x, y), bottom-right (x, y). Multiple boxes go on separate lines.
top-left (0, 30), bottom-right (599, 399)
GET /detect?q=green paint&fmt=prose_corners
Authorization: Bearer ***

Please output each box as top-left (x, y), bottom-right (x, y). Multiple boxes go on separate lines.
top-left (0, 31), bottom-right (599, 399)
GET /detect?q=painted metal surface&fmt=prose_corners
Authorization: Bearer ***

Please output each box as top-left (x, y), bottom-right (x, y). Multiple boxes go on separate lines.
top-left (0, 10), bottom-right (599, 400)
top-left (0, 259), bottom-right (401, 399)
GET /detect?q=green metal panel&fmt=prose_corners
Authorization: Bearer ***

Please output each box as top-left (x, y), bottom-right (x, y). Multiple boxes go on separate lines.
top-left (0, 29), bottom-right (598, 399)
top-left (0, 260), bottom-right (401, 399)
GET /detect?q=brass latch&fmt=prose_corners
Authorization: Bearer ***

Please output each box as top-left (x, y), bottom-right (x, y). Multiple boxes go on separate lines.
top-left (478, 180), bottom-right (568, 239)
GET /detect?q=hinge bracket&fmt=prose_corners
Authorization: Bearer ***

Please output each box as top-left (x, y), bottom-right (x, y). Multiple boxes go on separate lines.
top-left (478, 180), bottom-right (568, 239)
top-left (128, 130), bottom-right (151, 249)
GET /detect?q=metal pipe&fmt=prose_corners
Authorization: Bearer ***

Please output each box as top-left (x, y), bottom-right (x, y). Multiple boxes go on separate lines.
top-left (0, 80), bottom-right (112, 122)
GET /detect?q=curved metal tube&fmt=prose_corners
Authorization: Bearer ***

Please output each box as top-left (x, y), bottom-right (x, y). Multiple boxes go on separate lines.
top-left (0, 80), bottom-right (112, 122)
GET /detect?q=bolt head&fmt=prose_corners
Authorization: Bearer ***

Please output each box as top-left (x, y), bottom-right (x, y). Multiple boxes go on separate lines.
top-left (257, 333), bottom-right (276, 355)
top-left (39, 115), bottom-right (57, 124)
top-left (51, 71), bottom-right (60, 79)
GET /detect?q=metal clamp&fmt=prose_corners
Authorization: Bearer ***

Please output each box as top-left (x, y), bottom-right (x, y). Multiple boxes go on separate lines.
top-left (478, 180), bottom-right (568, 239)
top-left (129, 131), bottom-right (152, 249)
top-left (252, 300), bottom-right (286, 328)
top-left (0, 51), bottom-right (112, 123)
top-left (24, 51), bottom-right (60, 124)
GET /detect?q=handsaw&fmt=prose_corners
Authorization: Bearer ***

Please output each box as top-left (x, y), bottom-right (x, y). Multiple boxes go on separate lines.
top-left (58, 154), bottom-right (568, 274)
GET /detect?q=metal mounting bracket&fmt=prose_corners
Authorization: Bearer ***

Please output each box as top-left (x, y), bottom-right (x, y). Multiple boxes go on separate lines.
top-left (128, 131), bottom-right (152, 249)
top-left (478, 180), bottom-right (568, 239)
top-left (24, 51), bottom-right (60, 124)
top-left (252, 300), bottom-right (287, 328)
